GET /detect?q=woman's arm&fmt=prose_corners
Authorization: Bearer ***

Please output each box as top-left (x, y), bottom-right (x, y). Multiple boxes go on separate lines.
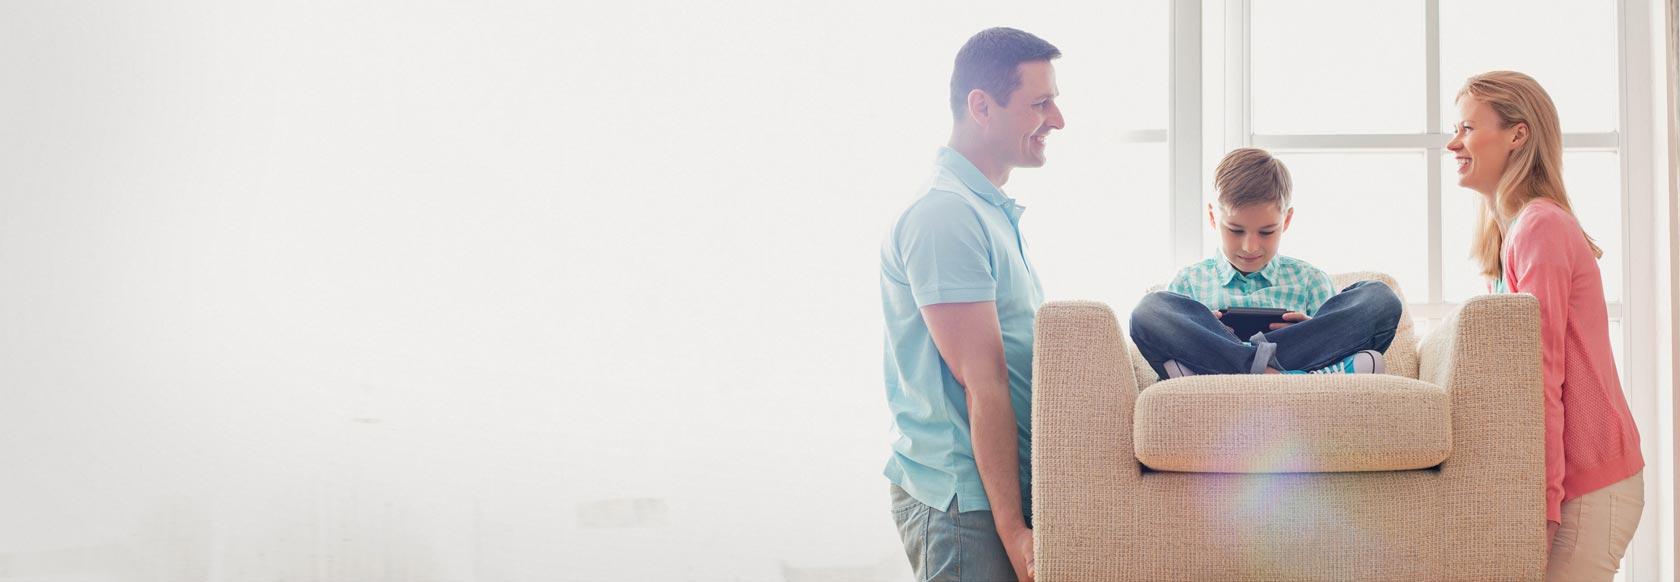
top-left (1504, 206), bottom-right (1579, 527)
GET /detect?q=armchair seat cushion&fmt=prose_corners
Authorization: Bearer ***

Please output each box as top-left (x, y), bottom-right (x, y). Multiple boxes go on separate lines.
top-left (1133, 374), bottom-right (1451, 473)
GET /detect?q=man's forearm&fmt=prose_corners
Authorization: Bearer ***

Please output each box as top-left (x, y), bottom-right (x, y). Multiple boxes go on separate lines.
top-left (969, 378), bottom-right (1027, 535)
top-left (918, 301), bottom-right (1027, 536)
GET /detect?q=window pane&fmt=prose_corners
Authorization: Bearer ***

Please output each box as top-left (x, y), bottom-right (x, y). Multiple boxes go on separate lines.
top-left (1037, 4), bottom-right (1168, 132)
top-left (1441, 151), bottom-right (1621, 302)
top-left (1609, 319), bottom-right (1625, 379)
top-left (1251, 1), bottom-right (1424, 134)
top-left (1002, 2), bottom-right (1171, 315)
top-left (1021, 143), bottom-right (1172, 313)
top-left (1440, 0), bottom-right (1618, 132)
top-left (1261, 152), bottom-right (1428, 299)
top-left (1440, 174), bottom-right (1491, 301)
top-left (1566, 152), bottom-right (1623, 302)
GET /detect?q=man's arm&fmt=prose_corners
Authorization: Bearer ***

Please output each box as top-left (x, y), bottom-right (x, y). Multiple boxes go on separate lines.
top-left (921, 300), bottom-right (1034, 581)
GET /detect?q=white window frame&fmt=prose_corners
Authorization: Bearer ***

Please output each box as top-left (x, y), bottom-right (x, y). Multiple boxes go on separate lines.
top-left (1171, 1), bottom-right (1667, 578)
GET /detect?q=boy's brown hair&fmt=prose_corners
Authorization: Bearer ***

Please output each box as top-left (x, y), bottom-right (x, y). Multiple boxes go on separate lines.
top-left (1214, 147), bottom-right (1292, 212)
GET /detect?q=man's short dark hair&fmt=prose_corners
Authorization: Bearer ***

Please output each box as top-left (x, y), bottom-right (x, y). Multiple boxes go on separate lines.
top-left (949, 27), bottom-right (1061, 121)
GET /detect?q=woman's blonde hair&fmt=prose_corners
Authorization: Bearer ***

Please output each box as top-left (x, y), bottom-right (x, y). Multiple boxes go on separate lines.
top-left (1457, 70), bottom-right (1602, 279)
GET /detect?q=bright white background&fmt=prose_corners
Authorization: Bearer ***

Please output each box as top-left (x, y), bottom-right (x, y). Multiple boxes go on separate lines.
top-left (0, 1), bottom-right (1667, 581)
top-left (0, 2), bottom-right (1170, 581)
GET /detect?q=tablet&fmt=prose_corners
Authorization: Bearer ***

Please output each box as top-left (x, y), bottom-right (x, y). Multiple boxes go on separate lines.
top-left (1218, 307), bottom-right (1290, 339)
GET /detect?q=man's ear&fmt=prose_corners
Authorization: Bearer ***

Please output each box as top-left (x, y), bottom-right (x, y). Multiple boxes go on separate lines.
top-left (1281, 206), bottom-right (1295, 232)
top-left (1206, 202), bottom-right (1218, 229)
top-left (966, 89), bottom-right (991, 127)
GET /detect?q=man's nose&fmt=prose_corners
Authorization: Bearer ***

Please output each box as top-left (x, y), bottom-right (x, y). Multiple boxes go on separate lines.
top-left (1046, 102), bottom-right (1065, 130)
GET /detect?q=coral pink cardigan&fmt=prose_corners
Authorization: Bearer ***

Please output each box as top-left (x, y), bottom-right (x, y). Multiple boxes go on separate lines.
top-left (1501, 198), bottom-right (1643, 523)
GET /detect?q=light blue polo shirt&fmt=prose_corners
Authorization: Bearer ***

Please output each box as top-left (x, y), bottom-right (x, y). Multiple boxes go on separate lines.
top-left (879, 147), bottom-right (1044, 513)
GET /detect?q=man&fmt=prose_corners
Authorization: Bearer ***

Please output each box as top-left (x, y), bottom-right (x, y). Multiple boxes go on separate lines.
top-left (879, 27), bottom-right (1063, 582)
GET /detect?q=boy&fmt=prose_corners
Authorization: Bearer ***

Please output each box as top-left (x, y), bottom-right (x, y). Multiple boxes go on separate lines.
top-left (1129, 148), bottom-right (1403, 378)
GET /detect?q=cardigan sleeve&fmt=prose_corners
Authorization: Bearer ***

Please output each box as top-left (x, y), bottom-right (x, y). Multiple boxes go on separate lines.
top-left (1504, 206), bottom-right (1578, 524)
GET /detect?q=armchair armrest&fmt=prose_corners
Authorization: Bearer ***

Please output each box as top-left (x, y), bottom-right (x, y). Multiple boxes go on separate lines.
top-left (1031, 300), bottom-right (1142, 579)
top-left (1418, 293), bottom-right (1547, 581)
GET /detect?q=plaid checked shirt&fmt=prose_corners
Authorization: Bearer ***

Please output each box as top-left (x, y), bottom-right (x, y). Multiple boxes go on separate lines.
top-left (1166, 254), bottom-right (1336, 316)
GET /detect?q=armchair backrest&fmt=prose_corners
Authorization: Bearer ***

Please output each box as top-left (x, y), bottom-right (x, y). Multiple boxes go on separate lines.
top-left (1331, 271), bottom-right (1417, 379)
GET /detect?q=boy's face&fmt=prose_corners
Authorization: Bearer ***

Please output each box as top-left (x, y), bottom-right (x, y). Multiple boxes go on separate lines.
top-left (1208, 202), bottom-right (1294, 274)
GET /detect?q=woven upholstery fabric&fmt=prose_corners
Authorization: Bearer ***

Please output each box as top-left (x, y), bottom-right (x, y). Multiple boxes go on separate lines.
top-left (1032, 301), bottom-right (1143, 580)
top-left (1332, 271), bottom-right (1419, 379)
top-left (1130, 347), bottom-right (1161, 391)
top-left (1134, 374), bottom-right (1450, 473)
top-left (1131, 471), bottom-right (1441, 581)
top-left (1033, 293), bottom-right (1546, 581)
top-left (1425, 294), bottom-right (1548, 581)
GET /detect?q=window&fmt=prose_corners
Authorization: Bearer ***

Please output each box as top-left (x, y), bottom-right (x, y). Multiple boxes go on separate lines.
top-left (1208, 1), bottom-right (1660, 579)
top-left (1009, 4), bottom-right (1174, 314)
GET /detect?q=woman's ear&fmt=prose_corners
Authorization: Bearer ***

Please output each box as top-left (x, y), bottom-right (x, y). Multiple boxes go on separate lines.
top-left (1510, 122), bottom-right (1529, 149)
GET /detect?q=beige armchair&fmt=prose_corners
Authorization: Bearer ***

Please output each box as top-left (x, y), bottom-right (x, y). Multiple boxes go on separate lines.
top-left (1031, 273), bottom-right (1547, 581)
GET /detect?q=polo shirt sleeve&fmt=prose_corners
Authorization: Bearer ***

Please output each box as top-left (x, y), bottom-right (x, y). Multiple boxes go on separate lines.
top-left (896, 192), bottom-right (997, 307)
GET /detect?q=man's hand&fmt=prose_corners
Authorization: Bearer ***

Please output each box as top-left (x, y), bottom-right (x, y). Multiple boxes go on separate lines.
top-left (1269, 311), bottom-right (1310, 330)
top-left (1546, 520), bottom-right (1559, 554)
top-left (1004, 527), bottom-right (1035, 582)
top-left (922, 301), bottom-right (1032, 580)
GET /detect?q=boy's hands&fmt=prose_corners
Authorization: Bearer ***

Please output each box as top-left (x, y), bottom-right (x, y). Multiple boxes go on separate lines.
top-left (1211, 309), bottom-right (1235, 335)
top-left (1269, 311), bottom-right (1310, 330)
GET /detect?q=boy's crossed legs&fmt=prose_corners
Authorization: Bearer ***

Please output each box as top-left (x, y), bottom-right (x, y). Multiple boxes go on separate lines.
top-left (1128, 280), bottom-right (1403, 378)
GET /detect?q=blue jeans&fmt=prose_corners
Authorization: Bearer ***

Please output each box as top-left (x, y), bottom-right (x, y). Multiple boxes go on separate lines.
top-left (890, 484), bottom-right (1024, 581)
top-left (1128, 280), bottom-right (1402, 377)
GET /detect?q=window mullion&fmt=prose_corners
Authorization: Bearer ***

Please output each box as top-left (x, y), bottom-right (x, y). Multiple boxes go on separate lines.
top-left (1170, 0), bottom-right (1205, 268)
top-left (1426, 0), bottom-right (1443, 306)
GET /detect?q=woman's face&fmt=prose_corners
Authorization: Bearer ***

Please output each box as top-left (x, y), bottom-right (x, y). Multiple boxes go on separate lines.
top-left (1446, 96), bottom-right (1526, 196)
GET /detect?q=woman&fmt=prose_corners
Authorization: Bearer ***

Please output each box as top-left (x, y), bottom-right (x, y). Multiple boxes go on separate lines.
top-left (1447, 70), bottom-right (1644, 580)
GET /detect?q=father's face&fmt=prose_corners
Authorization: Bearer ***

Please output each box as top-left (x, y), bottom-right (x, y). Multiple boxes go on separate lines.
top-left (989, 60), bottom-right (1064, 169)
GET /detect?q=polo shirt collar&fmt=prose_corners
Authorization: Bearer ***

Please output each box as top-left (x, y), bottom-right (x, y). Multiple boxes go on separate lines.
top-left (937, 147), bottom-right (1024, 220)
top-left (1215, 255), bottom-right (1280, 286)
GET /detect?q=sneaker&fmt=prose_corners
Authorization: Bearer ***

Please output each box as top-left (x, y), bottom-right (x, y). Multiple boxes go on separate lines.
top-left (1288, 350), bottom-right (1385, 375)
top-left (1162, 360), bottom-right (1196, 379)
